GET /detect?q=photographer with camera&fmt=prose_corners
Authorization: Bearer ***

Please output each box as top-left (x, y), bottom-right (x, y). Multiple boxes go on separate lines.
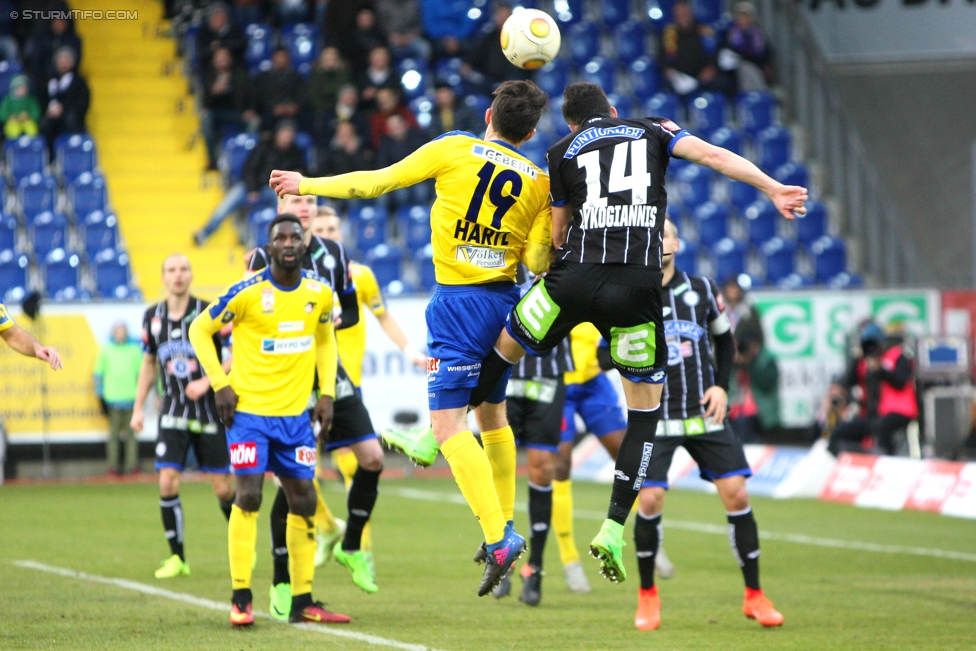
top-left (728, 326), bottom-right (780, 443)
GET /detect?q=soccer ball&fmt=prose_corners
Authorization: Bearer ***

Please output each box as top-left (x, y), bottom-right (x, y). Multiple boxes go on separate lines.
top-left (500, 8), bottom-right (561, 71)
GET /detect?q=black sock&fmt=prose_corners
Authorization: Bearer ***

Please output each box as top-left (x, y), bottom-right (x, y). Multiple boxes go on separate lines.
top-left (232, 588), bottom-right (252, 608)
top-left (607, 408), bottom-right (660, 525)
top-left (527, 483), bottom-right (553, 569)
top-left (218, 492), bottom-right (235, 520)
top-left (727, 508), bottom-right (761, 590)
top-left (290, 591), bottom-right (313, 615)
top-left (468, 349), bottom-right (514, 408)
top-left (160, 494), bottom-right (184, 560)
top-left (634, 512), bottom-right (661, 590)
top-left (343, 466), bottom-right (382, 552)
top-left (270, 487), bottom-right (290, 586)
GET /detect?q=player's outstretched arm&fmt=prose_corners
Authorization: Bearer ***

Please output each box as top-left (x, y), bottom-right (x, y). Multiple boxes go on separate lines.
top-left (376, 312), bottom-right (427, 367)
top-left (0, 325), bottom-right (62, 369)
top-left (671, 135), bottom-right (808, 220)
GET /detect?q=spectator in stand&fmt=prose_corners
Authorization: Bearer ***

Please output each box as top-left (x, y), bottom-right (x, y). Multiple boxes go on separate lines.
top-left (375, 0), bottom-right (432, 62)
top-left (722, 1), bottom-right (773, 92)
top-left (659, 1), bottom-right (734, 98)
top-left (466, 2), bottom-right (531, 89)
top-left (194, 121), bottom-right (306, 245)
top-left (94, 321), bottom-right (144, 476)
top-left (420, 0), bottom-right (479, 57)
top-left (427, 82), bottom-right (480, 138)
top-left (196, 3), bottom-right (246, 71)
top-left (317, 84), bottom-right (372, 150)
top-left (0, 2), bottom-right (19, 63)
top-left (828, 323), bottom-right (918, 456)
top-left (368, 86), bottom-right (418, 150)
top-left (250, 47), bottom-right (307, 132)
top-left (1, 75), bottom-right (41, 139)
top-left (318, 121), bottom-right (372, 177)
top-left (272, 0), bottom-right (311, 25)
top-left (40, 47), bottom-right (90, 146)
top-left (728, 326), bottom-right (779, 443)
top-left (349, 7), bottom-right (388, 75)
top-left (374, 113), bottom-right (429, 208)
top-left (357, 45), bottom-right (399, 109)
top-left (201, 47), bottom-right (253, 171)
top-left (722, 275), bottom-right (762, 341)
top-left (25, 17), bottom-right (82, 93)
top-left (309, 47), bottom-right (352, 121)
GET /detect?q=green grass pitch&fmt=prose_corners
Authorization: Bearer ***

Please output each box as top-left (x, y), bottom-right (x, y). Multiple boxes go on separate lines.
top-left (2, 476), bottom-right (975, 650)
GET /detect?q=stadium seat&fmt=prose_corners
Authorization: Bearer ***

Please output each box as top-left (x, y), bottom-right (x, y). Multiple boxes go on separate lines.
top-left (248, 207), bottom-right (277, 248)
top-left (811, 236), bottom-right (847, 283)
top-left (244, 23), bottom-right (273, 74)
top-left (293, 132), bottom-right (317, 171)
top-left (645, 0), bottom-right (677, 28)
top-left (707, 127), bottom-right (742, 156)
top-left (434, 57), bottom-right (466, 93)
top-left (744, 199), bottom-right (778, 245)
top-left (694, 201), bottom-right (729, 247)
top-left (534, 59), bottom-right (569, 98)
top-left (605, 93), bottom-right (632, 119)
top-left (416, 244), bottom-right (436, 292)
top-left (82, 211), bottom-right (119, 258)
top-left (18, 173), bottom-right (57, 221)
top-left (774, 162), bottom-right (809, 189)
top-left (69, 173), bottom-right (108, 218)
top-left (399, 58), bottom-right (430, 101)
top-left (756, 126), bottom-right (791, 172)
top-left (0, 214), bottom-right (15, 251)
top-left (353, 206), bottom-right (388, 252)
top-left (520, 138), bottom-right (549, 169)
top-left (31, 211), bottom-right (68, 257)
top-left (553, 0), bottom-right (585, 25)
top-left (693, 0), bottom-right (723, 25)
top-left (581, 57), bottom-right (615, 91)
top-left (688, 92), bottom-right (726, 134)
top-left (627, 56), bottom-right (661, 102)
top-left (796, 200), bottom-right (827, 244)
top-left (0, 249), bottom-right (28, 298)
top-left (220, 133), bottom-right (258, 182)
top-left (0, 59), bottom-right (21, 97)
top-left (677, 165), bottom-right (713, 208)
top-left (737, 91), bottom-right (777, 135)
top-left (776, 272), bottom-right (813, 290)
top-left (644, 92), bottom-right (682, 123)
top-left (601, 0), bottom-right (632, 27)
top-left (6, 136), bottom-right (47, 184)
top-left (568, 23), bottom-right (601, 65)
top-left (43, 248), bottom-right (82, 300)
top-left (92, 248), bottom-right (133, 299)
top-left (827, 272), bottom-right (863, 289)
top-left (614, 21), bottom-right (647, 64)
top-left (280, 23), bottom-right (320, 76)
top-left (547, 96), bottom-right (572, 138)
top-left (674, 238), bottom-right (698, 272)
top-left (365, 244), bottom-right (403, 287)
top-left (762, 237), bottom-right (796, 284)
top-left (463, 94), bottom-right (492, 119)
top-left (729, 179), bottom-right (759, 213)
top-left (397, 204), bottom-right (432, 250)
top-left (712, 237), bottom-right (746, 283)
top-left (56, 134), bottom-right (96, 184)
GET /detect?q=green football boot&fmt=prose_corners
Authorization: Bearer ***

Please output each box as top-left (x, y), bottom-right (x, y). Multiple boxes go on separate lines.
top-left (379, 425), bottom-right (439, 467)
top-left (269, 583), bottom-right (291, 621)
top-left (589, 519), bottom-right (627, 583)
top-left (333, 542), bottom-right (379, 594)
top-left (154, 554), bottom-right (190, 579)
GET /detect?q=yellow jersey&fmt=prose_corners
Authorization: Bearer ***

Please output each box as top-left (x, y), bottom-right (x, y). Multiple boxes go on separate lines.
top-left (299, 131), bottom-right (553, 284)
top-left (189, 268), bottom-right (338, 417)
top-left (0, 301), bottom-right (14, 333)
top-left (564, 323), bottom-right (603, 386)
top-left (336, 262), bottom-right (386, 386)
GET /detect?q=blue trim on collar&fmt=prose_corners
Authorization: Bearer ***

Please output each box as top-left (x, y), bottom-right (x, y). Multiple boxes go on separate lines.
top-left (489, 139), bottom-right (526, 157)
top-left (266, 268), bottom-right (302, 292)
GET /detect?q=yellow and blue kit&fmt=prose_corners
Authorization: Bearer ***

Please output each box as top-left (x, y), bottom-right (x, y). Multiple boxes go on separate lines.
top-left (189, 268), bottom-right (338, 479)
top-left (298, 131), bottom-right (554, 409)
top-left (336, 262), bottom-right (385, 388)
top-left (561, 323), bottom-right (627, 443)
top-left (0, 301), bottom-right (14, 333)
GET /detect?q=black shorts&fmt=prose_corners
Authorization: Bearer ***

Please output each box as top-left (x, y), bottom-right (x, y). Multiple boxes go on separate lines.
top-left (505, 377), bottom-right (566, 453)
top-left (155, 422), bottom-right (230, 474)
top-left (644, 418), bottom-right (752, 488)
top-left (321, 365), bottom-right (377, 452)
top-left (507, 261), bottom-right (667, 382)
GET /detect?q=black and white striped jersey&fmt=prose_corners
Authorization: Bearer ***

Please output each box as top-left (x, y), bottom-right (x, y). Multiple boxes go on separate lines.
top-left (661, 270), bottom-right (732, 421)
top-left (142, 297), bottom-right (222, 428)
top-left (547, 114), bottom-right (690, 268)
top-left (511, 338), bottom-right (574, 380)
top-left (249, 235), bottom-right (354, 296)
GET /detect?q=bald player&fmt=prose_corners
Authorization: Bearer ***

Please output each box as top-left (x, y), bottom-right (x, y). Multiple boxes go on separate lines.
top-left (132, 253), bottom-right (236, 579)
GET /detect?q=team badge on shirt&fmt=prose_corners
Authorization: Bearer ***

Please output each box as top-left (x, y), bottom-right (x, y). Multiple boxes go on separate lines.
top-left (261, 289), bottom-right (275, 313)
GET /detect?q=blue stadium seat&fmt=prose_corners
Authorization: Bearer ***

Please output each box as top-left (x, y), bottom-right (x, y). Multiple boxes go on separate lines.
top-left (220, 133), bottom-right (258, 182)
top-left (688, 92), bottom-right (726, 134)
top-left (776, 272), bottom-right (813, 290)
top-left (397, 204), bottom-right (432, 250)
top-left (43, 248), bottom-right (82, 300)
top-left (534, 59), bottom-right (569, 98)
top-left (0, 60), bottom-right (21, 97)
top-left (729, 179), bottom-right (758, 213)
top-left (399, 58), bottom-right (430, 101)
top-left (712, 237), bottom-right (746, 283)
top-left (82, 211), bottom-right (119, 258)
top-left (69, 173), bottom-right (108, 218)
top-left (744, 199), bottom-right (778, 245)
top-left (605, 93), bottom-right (632, 119)
top-left (520, 138), bottom-right (549, 169)
top-left (416, 244), bottom-right (436, 292)
top-left (756, 126), bottom-right (791, 172)
top-left (614, 21), bottom-right (647, 64)
top-left (248, 207), bottom-right (277, 248)
top-left (737, 91), bottom-right (777, 135)
top-left (674, 238), bottom-right (698, 272)
top-left (365, 244), bottom-right (403, 287)
top-left (6, 136), bottom-right (47, 184)
top-left (553, 0), bottom-right (585, 25)
top-left (92, 248), bottom-right (133, 299)
top-left (56, 134), bottom-right (96, 184)
top-left (694, 201), bottom-right (729, 247)
top-left (762, 237), bottom-right (796, 284)
top-left (353, 206), bottom-right (388, 251)
top-left (628, 57), bottom-right (660, 102)
top-left (601, 0), bottom-right (633, 27)
top-left (293, 132), bottom-right (317, 171)
top-left (0, 249), bottom-right (29, 298)
top-left (645, 0), bottom-right (677, 29)
top-left (31, 211), bottom-right (68, 257)
top-left (693, 0), bottom-right (723, 25)
top-left (774, 162), bottom-right (808, 189)
top-left (18, 174), bottom-right (57, 222)
top-left (677, 165), bottom-right (713, 208)
top-left (280, 23), bottom-right (320, 76)
top-left (244, 23), bottom-right (273, 74)
top-left (569, 23), bottom-right (601, 65)
top-left (811, 236), bottom-right (847, 283)
top-left (707, 127), bottom-right (742, 156)
top-left (434, 57), bottom-right (466, 92)
top-left (644, 92), bottom-right (682, 122)
top-left (666, 157), bottom-right (690, 181)
top-left (827, 272), bottom-right (863, 289)
top-left (0, 214), bottom-right (15, 251)
top-left (796, 200), bottom-right (827, 245)
top-left (463, 94), bottom-right (492, 120)
top-left (547, 96), bottom-right (572, 137)
top-left (581, 57), bottom-right (615, 91)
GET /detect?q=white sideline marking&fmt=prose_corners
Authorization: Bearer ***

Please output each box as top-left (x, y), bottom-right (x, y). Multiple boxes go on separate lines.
top-left (387, 487), bottom-right (976, 564)
top-left (12, 560), bottom-right (444, 651)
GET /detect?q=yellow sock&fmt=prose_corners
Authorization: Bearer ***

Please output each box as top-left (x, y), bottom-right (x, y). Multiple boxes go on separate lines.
top-left (313, 480), bottom-right (338, 534)
top-left (441, 431), bottom-right (506, 545)
top-left (480, 426), bottom-right (517, 523)
top-left (286, 513), bottom-right (316, 597)
top-left (228, 505), bottom-right (258, 591)
top-left (552, 479), bottom-right (580, 565)
top-left (332, 449), bottom-right (359, 490)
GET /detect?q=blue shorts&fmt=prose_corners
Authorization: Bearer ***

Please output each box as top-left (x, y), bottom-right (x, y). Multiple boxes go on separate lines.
top-left (561, 374), bottom-right (628, 443)
top-left (226, 412), bottom-right (318, 479)
top-left (426, 282), bottom-right (519, 410)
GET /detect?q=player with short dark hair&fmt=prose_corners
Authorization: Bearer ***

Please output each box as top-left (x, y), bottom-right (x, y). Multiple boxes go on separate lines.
top-left (468, 82), bottom-right (807, 583)
top-left (633, 218), bottom-right (783, 630)
top-left (131, 253), bottom-right (235, 580)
